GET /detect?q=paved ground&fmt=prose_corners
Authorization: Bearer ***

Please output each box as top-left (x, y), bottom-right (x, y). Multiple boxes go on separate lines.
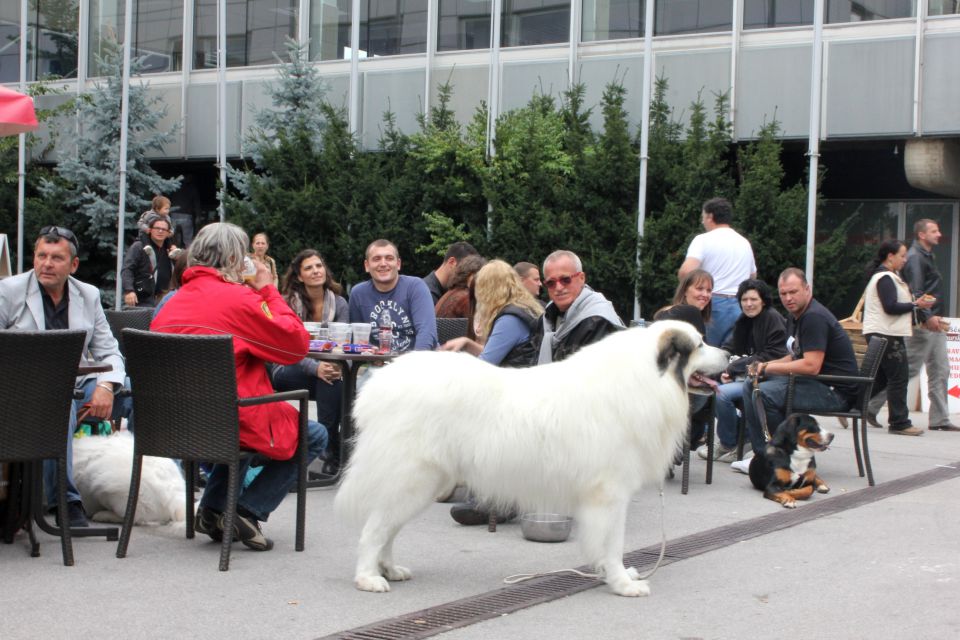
top-left (3, 409), bottom-right (959, 640)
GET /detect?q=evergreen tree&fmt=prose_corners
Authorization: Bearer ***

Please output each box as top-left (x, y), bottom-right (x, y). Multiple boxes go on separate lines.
top-left (735, 120), bottom-right (806, 288)
top-left (639, 86), bottom-right (733, 315)
top-left (37, 37), bottom-right (181, 294)
top-left (483, 92), bottom-right (575, 263)
top-left (568, 81), bottom-right (638, 318)
top-left (226, 39), bottom-right (368, 283)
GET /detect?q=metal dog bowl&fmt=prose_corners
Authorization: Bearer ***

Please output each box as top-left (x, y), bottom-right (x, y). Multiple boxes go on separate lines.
top-left (520, 513), bottom-right (573, 543)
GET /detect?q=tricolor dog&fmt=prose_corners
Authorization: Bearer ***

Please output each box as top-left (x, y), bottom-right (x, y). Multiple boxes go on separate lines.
top-left (748, 414), bottom-right (833, 508)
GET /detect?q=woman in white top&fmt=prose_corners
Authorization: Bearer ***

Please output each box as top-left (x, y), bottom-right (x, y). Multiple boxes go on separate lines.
top-left (862, 239), bottom-right (934, 436)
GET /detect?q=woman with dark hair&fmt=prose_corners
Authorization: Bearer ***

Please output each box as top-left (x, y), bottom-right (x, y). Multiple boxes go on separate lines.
top-left (862, 239), bottom-right (934, 436)
top-left (696, 278), bottom-right (788, 463)
top-left (270, 249), bottom-right (349, 470)
top-left (435, 254), bottom-right (487, 319)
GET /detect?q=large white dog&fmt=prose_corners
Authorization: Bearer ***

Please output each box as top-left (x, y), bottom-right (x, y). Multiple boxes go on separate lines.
top-left (72, 431), bottom-right (185, 525)
top-left (335, 320), bottom-right (728, 597)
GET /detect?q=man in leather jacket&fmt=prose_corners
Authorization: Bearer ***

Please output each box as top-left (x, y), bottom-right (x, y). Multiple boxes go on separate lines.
top-left (531, 250), bottom-right (624, 364)
top-left (868, 219), bottom-right (958, 431)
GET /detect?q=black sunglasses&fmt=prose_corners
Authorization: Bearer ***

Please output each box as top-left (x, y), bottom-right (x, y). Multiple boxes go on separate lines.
top-left (39, 225), bottom-right (79, 253)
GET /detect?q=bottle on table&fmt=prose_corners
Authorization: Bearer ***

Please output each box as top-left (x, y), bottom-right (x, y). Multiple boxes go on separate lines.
top-left (378, 308), bottom-right (393, 354)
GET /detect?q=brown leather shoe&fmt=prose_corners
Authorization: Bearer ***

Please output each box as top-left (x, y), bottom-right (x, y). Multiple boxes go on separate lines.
top-left (929, 424), bottom-right (960, 432)
top-left (889, 426), bottom-right (923, 436)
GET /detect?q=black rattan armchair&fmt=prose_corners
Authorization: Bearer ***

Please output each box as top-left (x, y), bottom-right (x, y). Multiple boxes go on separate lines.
top-left (115, 329), bottom-right (310, 571)
top-left (678, 391), bottom-right (716, 494)
top-left (104, 308), bottom-right (153, 357)
top-left (0, 330), bottom-right (86, 565)
top-left (436, 317), bottom-right (468, 344)
top-left (784, 337), bottom-right (886, 486)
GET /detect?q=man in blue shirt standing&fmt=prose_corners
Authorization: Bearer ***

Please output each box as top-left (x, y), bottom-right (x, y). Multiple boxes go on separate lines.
top-left (349, 239), bottom-right (437, 352)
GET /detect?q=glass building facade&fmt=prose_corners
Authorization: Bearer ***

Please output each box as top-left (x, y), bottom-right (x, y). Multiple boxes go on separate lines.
top-left (3, 1), bottom-right (959, 82)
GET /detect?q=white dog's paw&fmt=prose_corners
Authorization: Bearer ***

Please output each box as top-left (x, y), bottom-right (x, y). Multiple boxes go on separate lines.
top-left (355, 573), bottom-right (391, 593)
top-left (625, 567), bottom-right (642, 581)
top-left (816, 484), bottom-right (830, 494)
top-left (381, 564), bottom-right (412, 582)
top-left (609, 577), bottom-right (651, 597)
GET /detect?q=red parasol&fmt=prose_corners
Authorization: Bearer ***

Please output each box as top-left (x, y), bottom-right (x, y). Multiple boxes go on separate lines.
top-left (0, 85), bottom-right (39, 136)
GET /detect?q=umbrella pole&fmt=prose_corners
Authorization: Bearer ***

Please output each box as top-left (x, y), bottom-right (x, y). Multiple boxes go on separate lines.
top-left (17, 0), bottom-right (27, 274)
top-left (114, 0), bottom-right (134, 309)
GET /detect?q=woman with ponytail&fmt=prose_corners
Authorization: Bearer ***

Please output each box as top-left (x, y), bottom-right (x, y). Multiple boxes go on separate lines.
top-left (862, 239), bottom-right (934, 436)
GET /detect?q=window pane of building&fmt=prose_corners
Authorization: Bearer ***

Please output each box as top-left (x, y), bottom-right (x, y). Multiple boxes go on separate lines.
top-left (437, 0), bottom-right (491, 51)
top-left (825, 0), bottom-right (914, 22)
top-left (743, 0), bottom-right (815, 29)
top-left (310, 0), bottom-right (351, 60)
top-left (194, 0), bottom-right (296, 69)
top-left (358, 0), bottom-right (428, 57)
top-left (655, 0), bottom-right (732, 35)
top-left (582, 0), bottom-right (645, 42)
top-left (502, 0), bottom-right (569, 47)
top-left (928, 1), bottom-right (960, 16)
top-left (0, 0), bottom-right (80, 82)
top-left (134, 0), bottom-right (184, 72)
top-left (90, 1), bottom-right (184, 76)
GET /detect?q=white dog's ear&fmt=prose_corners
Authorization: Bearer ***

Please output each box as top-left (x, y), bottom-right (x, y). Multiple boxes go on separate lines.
top-left (656, 328), bottom-right (696, 388)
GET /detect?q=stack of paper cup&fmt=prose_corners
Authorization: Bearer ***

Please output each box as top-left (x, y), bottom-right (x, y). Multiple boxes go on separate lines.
top-left (328, 322), bottom-right (351, 350)
top-left (351, 322), bottom-right (372, 346)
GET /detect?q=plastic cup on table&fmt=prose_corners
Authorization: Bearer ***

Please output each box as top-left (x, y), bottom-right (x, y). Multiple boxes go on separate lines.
top-left (328, 322), bottom-right (351, 351)
top-left (351, 323), bottom-right (372, 346)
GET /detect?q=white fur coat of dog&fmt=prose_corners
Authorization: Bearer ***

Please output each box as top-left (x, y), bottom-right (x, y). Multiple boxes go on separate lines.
top-left (72, 431), bottom-right (185, 525)
top-left (335, 320), bottom-right (728, 597)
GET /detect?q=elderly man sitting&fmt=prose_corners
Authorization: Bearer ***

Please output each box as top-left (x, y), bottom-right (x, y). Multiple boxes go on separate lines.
top-left (152, 222), bottom-right (327, 550)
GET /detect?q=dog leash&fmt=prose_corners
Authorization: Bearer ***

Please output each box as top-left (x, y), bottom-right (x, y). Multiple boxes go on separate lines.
top-left (503, 483), bottom-right (668, 585)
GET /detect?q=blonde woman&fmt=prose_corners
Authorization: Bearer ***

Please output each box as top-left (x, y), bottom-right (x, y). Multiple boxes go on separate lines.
top-left (441, 259), bottom-right (543, 367)
top-left (249, 232), bottom-right (279, 287)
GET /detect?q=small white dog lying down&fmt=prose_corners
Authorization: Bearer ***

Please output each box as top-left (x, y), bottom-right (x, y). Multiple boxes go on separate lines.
top-left (72, 431), bottom-right (185, 525)
top-left (335, 320), bottom-right (728, 597)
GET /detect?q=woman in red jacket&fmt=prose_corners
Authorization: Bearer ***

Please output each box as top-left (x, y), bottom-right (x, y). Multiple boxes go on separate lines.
top-left (153, 222), bottom-right (327, 551)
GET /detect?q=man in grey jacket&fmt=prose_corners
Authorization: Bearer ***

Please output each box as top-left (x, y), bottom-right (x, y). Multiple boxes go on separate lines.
top-left (868, 219), bottom-right (958, 431)
top-left (0, 226), bottom-right (134, 526)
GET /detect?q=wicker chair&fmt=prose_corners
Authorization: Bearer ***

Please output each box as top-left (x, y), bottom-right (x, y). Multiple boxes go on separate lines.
top-left (678, 391), bottom-right (716, 494)
top-left (784, 336), bottom-right (886, 486)
top-left (115, 329), bottom-right (310, 571)
top-left (0, 330), bottom-right (86, 565)
top-left (436, 317), bottom-right (468, 344)
top-left (105, 308), bottom-right (153, 357)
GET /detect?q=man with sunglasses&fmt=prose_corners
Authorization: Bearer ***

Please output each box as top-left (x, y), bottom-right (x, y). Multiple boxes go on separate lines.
top-left (0, 226), bottom-right (133, 527)
top-left (533, 250), bottom-right (625, 364)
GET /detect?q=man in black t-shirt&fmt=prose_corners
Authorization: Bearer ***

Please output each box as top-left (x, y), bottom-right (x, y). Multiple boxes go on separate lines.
top-left (738, 268), bottom-right (859, 457)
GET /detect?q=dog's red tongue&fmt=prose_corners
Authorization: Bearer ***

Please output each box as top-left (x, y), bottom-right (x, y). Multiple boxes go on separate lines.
top-left (690, 373), bottom-right (719, 391)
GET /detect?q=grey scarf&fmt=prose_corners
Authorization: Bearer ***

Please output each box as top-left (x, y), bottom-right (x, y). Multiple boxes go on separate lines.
top-left (537, 286), bottom-right (624, 364)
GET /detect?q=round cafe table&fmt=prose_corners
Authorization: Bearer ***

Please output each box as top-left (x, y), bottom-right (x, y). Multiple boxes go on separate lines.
top-left (305, 350), bottom-right (394, 487)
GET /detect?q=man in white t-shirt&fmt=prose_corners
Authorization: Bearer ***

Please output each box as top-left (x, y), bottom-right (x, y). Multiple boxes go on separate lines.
top-left (678, 197), bottom-right (757, 346)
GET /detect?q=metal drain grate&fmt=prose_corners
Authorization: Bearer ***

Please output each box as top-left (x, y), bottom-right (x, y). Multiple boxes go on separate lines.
top-left (318, 462), bottom-right (960, 640)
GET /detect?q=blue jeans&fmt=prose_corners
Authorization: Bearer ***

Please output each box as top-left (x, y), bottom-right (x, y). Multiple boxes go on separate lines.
top-left (715, 381), bottom-right (745, 448)
top-left (44, 377), bottom-right (135, 506)
top-left (706, 296), bottom-right (741, 347)
top-left (271, 364), bottom-right (343, 457)
top-left (741, 376), bottom-right (851, 455)
top-left (199, 420), bottom-right (327, 522)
